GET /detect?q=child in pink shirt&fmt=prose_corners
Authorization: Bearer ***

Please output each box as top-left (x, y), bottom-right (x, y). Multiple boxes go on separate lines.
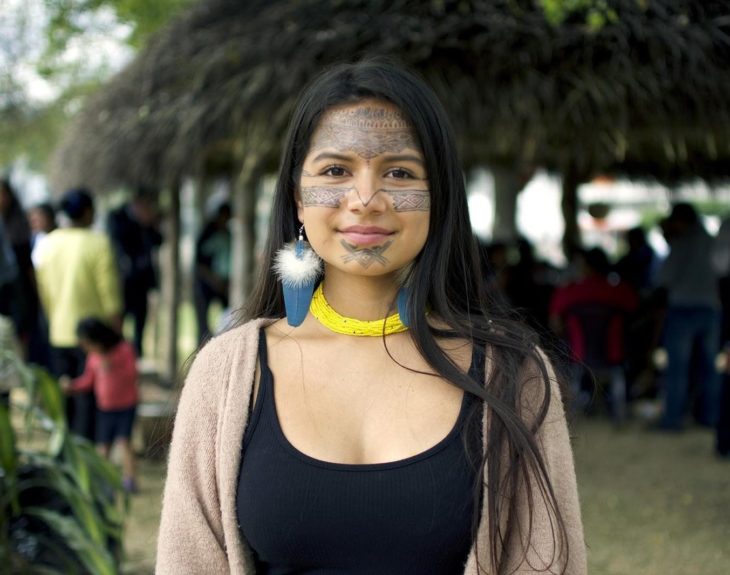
top-left (62, 317), bottom-right (139, 492)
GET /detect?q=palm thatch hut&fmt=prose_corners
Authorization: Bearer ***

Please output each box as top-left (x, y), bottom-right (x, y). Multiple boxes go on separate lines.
top-left (51, 0), bottom-right (730, 373)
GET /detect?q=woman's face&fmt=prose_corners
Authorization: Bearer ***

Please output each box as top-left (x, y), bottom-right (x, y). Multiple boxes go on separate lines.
top-left (297, 99), bottom-right (430, 280)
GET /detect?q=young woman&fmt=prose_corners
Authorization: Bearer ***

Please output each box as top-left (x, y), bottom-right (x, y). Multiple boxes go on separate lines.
top-left (157, 60), bottom-right (586, 574)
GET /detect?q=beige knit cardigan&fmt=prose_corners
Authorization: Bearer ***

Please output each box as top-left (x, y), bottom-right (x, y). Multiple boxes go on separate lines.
top-left (156, 319), bottom-right (587, 574)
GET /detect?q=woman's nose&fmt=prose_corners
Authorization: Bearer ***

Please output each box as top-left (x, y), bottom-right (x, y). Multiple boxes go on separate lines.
top-left (347, 173), bottom-right (388, 212)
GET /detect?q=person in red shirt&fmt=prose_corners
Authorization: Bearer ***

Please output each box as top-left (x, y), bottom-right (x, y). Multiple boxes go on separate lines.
top-left (550, 248), bottom-right (639, 419)
top-left (61, 317), bottom-right (139, 492)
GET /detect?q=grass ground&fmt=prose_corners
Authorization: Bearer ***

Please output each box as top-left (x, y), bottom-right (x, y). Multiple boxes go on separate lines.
top-left (573, 418), bottom-right (729, 575)
top-left (120, 416), bottom-right (730, 575)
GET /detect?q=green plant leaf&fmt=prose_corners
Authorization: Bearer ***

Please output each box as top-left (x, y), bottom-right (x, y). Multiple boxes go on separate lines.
top-left (76, 438), bottom-right (123, 490)
top-left (2, 333), bottom-right (125, 573)
top-left (24, 508), bottom-right (117, 575)
top-left (63, 440), bottom-right (91, 496)
top-left (22, 532), bottom-right (81, 574)
top-left (32, 368), bottom-right (66, 427)
top-left (0, 401), bottom-right (17, 475)
top-left (0, 401), bottom-right (19, 515)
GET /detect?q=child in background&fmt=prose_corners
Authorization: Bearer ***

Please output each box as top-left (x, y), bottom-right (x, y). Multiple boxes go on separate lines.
top-left (61, 317), bottom-right (139, 492)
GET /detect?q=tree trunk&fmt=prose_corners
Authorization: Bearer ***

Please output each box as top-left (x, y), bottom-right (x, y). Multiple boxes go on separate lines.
top-left (491, 165), bottom-right (523, 242)
top-left (230, 157), bottom-right (260, 310)
top-left (164, 181), bottom-right (181, 383)
top-left (561, 168), bottom-right (584, 258)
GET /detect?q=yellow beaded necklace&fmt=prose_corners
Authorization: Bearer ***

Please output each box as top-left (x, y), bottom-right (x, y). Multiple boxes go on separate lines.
top-left (309, 284), bottom-right (408, 336)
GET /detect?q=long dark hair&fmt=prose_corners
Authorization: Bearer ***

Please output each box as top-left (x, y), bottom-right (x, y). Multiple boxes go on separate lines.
top-left (240, 59), bottom-right (570, 573)
top-left (0, 178), bottom-right (31, 245)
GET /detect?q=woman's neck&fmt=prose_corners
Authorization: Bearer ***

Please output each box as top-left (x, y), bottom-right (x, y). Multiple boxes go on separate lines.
top-left (320, 268), bottom-right (400, 321)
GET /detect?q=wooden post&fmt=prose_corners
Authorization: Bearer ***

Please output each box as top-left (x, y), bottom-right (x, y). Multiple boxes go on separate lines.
top-left (165, 180), bottom-right (181, 383)
top-left (561, 167), bottom-right (584, 259)
top-left (230, 156), bottom-right (260, 310)
top-left (491, 165), bottom-right (521, 242)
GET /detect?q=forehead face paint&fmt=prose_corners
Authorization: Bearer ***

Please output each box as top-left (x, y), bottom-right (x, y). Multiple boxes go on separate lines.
top-left (309, 106), bottom-right (420, 160)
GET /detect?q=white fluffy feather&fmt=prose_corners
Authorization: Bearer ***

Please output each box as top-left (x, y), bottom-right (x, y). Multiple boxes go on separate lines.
top-left (273, 242), bottom-right (322, 287)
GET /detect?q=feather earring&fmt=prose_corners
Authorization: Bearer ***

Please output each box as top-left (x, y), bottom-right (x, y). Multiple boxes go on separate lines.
top-left (396, 287), bottom-right (411, 328)
top-left (273, 225), bottom-right (322, 327)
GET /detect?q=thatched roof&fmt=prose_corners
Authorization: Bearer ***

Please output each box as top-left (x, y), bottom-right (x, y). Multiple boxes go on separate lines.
top-left (50, 0), bottom-right (730, 194)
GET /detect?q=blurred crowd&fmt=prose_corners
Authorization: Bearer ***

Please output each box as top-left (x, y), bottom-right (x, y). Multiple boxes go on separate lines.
top-left (0, 179), bottom-right (233, 490)
top-left (480, 202), bottom-right (729, 459)
top-left (1, 176), bottom-right (727, 460)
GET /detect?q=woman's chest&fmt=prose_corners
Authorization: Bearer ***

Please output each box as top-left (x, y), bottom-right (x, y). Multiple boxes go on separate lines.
top-left (267, 342), bottom-right (468, 465)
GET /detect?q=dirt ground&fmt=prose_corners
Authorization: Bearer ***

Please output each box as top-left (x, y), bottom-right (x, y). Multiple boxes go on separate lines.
top-left (120, 417), bottom-right (730, 575)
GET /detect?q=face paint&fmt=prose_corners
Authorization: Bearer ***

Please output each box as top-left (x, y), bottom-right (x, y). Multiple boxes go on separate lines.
top-left (300, 186), bottom-right (353, 208)
top-left (301, 186), bottom-right (430, 212)
top-left (340, 240), bottom-right (393, 268)
top-left (380, 189), bottom-right (431, 212)
top-left (298, 100), bottom-right (431, 278)
top-left (309, 107), bottom-right (419, 160)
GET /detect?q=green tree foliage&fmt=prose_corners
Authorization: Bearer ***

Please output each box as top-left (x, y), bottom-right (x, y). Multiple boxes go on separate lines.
top-left (539, 0), bottom-right (621, 30)
top-left (44, 0), bottom-right (195, 54)
top-left (1, 0), bottom-right (193, 169)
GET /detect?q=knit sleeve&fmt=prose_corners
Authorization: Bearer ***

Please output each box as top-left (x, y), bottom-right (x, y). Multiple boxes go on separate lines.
top-left (507, 349), bottom-right (587, 574)
top-left (156, 342), bottom-right (231, 574)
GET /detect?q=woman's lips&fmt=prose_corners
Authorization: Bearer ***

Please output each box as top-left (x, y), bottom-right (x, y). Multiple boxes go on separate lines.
top-left (339, 226), bottom-right (394, 246)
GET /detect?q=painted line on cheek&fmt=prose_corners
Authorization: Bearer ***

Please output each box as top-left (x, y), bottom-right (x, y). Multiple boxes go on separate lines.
top-left (379, 189), bottom-right (431, 212)
top-left (300, 186), bottom-right (352, 208)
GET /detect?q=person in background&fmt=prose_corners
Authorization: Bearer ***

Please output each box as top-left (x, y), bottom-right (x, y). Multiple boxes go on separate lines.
top-left (655, 203), bottom-right (721, 431)
top-left (193, 202), bottom-right (232, 343)
top-left (614, 226), bottom-right (663, 401)
top-left (0, 221), bottom-right (19, 408)
top-left (0, 178), bottom-right (38, 356)
top-left (34, 188), bottom-right (122, 441)
top-left (713, 215), bottom-right (730, 458)
top-left (25, 202), bottom-right (58, 369)
top-left (550, 248), bottom-right (639, 417)
top-left (107, 188), bottom-right (163, 357)
top-left (28, 202), bottom-right (57, 267)
top-left (61, 318), bottom-right (139, 492)
top-left (615, 226), bottom-right (660, 296)
top-left (0, 219), bottom-right (18, 319)
top-left (506, 237), bottom-right (557, 332)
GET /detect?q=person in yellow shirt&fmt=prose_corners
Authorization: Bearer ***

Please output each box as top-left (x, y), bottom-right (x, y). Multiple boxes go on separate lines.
top-left (35, 188), bottom-right (122, 440)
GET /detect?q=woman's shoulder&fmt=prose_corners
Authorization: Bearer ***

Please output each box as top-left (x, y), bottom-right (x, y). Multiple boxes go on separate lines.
top-left (191, 318), bottom-right (275, 366)
top-left (427, 316), bottom-right (479, 373)
top-left (514, 346), bottom-right (568, 426)
top-left (179, 318), bottom-right (274, 400)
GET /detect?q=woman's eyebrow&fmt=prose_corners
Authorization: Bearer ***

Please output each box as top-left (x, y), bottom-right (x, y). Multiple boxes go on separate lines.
top-left (311, 151), bottom-right (425, 165)
top-left (384, 154), bottom-right (425, 166)
top-left (311, 152), bottom-right (353, 163)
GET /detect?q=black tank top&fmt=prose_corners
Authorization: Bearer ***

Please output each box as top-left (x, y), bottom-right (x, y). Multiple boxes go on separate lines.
top-left (236, 330), bottom-right (484, 574)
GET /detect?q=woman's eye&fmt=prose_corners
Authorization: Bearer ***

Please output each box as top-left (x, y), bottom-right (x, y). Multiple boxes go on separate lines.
top-left (388, 168), bottom-right (414, 179)
top-left (323, 166), bottom-right (347, 177)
